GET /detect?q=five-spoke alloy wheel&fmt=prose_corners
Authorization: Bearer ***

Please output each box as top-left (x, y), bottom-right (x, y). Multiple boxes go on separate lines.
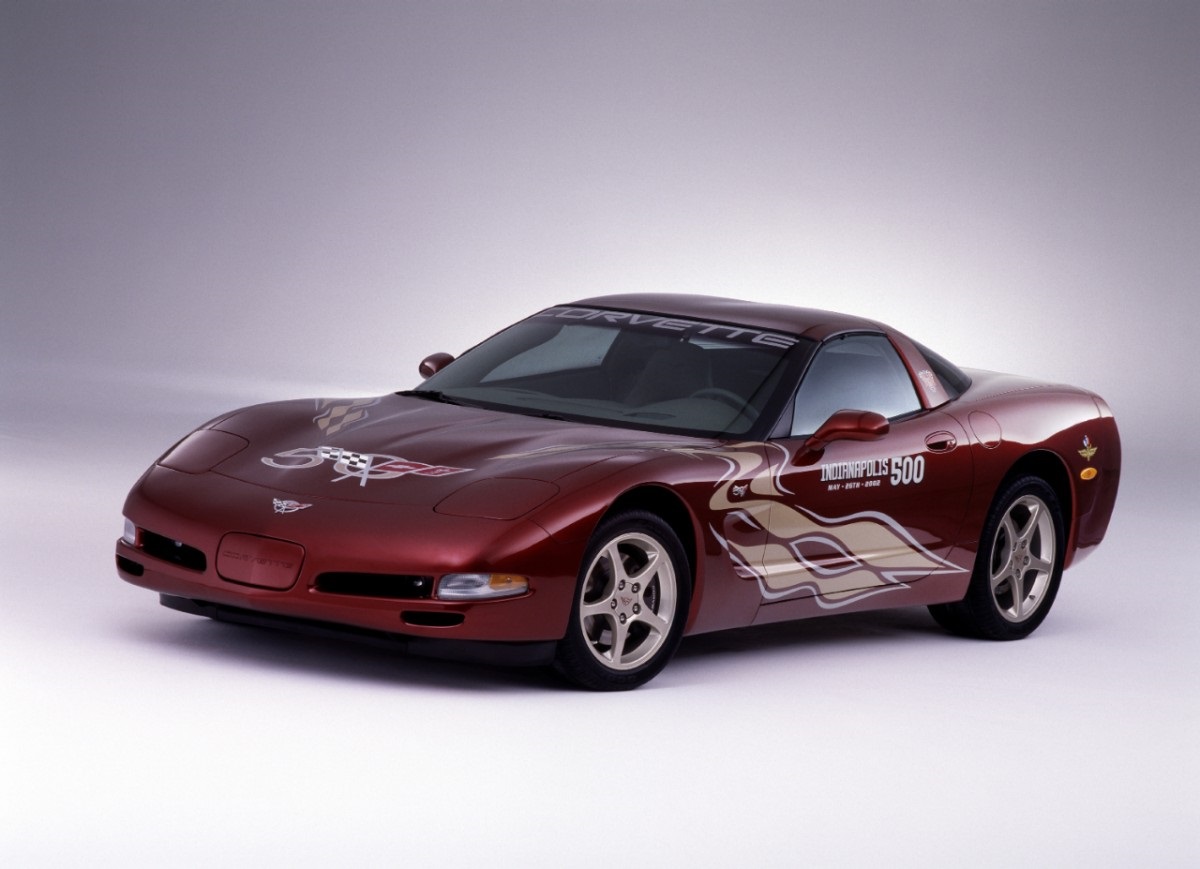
top-left (930, 476), bottom-right (1065, 640)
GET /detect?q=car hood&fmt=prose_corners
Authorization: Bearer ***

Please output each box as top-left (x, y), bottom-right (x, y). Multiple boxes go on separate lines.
top-left (207, 393), bottom-right (700, 506)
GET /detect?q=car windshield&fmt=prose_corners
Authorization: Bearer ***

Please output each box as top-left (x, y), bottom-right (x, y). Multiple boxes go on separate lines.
top-left (416, 305), bottom-right (810, 437)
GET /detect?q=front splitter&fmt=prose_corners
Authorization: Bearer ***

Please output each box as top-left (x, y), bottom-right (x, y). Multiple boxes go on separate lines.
top-left (159, 594), bottom-right (558, 668)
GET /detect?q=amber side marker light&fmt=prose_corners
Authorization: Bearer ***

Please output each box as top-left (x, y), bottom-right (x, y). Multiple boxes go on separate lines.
top-left (1081, 467), bottom-right (1098, 481)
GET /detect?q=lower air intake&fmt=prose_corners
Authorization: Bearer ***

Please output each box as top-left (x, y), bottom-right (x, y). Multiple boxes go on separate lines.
top-left (315, 573), bottom-right (434, 600)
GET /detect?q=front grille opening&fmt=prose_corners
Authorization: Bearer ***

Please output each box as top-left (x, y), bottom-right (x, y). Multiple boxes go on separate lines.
top-left (141, 530), bottom-right (207, 572)
top-left (315, 572), bottom-right (434, 600)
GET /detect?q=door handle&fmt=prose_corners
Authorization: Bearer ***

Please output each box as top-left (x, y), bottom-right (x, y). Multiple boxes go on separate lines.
top-left (925, 431), bottom-right (957, 452)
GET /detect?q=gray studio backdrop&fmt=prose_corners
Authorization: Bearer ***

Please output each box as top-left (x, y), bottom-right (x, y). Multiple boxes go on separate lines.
top-left (5, 2), bottom-right (1197, 441)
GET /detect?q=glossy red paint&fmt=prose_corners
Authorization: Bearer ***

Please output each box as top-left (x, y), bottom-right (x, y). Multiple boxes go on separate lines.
top-left (116, 294), bottom-right (1121, 688)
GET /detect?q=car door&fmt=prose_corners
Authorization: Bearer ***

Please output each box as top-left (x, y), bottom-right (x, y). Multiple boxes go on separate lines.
top-left (754, 333), bottom-right (974, 609)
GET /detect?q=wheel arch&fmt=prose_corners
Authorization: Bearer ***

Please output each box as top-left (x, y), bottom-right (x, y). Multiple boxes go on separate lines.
top-left (601, 485), bottom-right (699, 590)
top-left (996, 449), bottom-right (1074, 548)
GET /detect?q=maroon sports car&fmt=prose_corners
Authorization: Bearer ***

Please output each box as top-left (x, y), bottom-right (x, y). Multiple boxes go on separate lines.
top-left (116, 294), bottom-right (1120, 689)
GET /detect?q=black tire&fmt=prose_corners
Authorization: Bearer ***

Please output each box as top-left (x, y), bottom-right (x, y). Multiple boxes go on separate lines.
top-left (929, 476), bottom-right (1065, 640)
top-left (554, 511), bottom-right (691, 691)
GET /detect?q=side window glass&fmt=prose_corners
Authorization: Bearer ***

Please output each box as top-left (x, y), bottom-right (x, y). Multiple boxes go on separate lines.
top-left (791, 334), bottom-right (921, 436)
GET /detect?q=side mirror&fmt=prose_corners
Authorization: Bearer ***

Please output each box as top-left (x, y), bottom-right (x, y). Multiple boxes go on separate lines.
top-left (802, 409), bottom-right (889, 454)
top-left (418, 352), bottom-right (455, 379)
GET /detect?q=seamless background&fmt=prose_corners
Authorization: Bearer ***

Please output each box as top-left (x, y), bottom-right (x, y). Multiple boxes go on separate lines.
top-left (2, 2), bottom-right (1197, 866)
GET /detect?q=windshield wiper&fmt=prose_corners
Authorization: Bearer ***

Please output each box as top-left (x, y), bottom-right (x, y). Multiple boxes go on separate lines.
top-left (397, 388), bottom-right (463, 406)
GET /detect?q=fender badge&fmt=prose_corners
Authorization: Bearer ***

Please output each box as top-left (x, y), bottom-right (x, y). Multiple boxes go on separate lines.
top-left (273, 498), bottom-right (313, 514)
top-left (1078, 436), bottom-right (1098, 461)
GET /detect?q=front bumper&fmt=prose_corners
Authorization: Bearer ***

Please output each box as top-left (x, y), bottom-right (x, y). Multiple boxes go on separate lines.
top-left (115, 466), bottom-right (580, 648)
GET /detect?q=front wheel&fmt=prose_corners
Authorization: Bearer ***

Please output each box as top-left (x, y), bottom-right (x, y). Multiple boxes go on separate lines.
top-left (555, 511), bottom-right (691, 691)
top-left (930, 476), bottom-right (1065, 640)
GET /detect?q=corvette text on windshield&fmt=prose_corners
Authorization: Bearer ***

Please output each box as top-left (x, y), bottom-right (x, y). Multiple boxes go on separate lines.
top-left (534, 306), bottom-right (800, 349)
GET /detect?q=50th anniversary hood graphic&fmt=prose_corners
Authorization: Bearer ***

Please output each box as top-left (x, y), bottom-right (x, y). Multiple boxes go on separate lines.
top-left (262, 445), bottom-right (472, 486)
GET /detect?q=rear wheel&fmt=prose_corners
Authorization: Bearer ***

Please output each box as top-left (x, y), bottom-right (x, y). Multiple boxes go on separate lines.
top-left (930, 476), bottom-right (1065, 640)
top-left (555, 511), bottom-right (690, 691)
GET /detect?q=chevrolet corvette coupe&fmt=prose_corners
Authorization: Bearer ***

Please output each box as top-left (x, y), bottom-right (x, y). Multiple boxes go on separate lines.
top-left (116, 294), bottom-right (1120, 689)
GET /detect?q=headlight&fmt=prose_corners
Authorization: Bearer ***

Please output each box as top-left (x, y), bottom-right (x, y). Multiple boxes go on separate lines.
top-left (437, 573), bottom-right (529, 600)
top-left (122, 518), bottom-right (138, 546)
top-left (159, 430), bottom-right (249, 474)
top-left (435, 478), bottom-right (559, 520)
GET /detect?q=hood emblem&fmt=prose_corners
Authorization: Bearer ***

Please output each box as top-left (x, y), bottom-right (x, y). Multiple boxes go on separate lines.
top-left (273, 498), bottom-right (313, 514)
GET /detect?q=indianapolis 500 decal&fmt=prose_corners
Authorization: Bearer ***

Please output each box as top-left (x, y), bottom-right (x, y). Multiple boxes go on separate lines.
top-left (694, 443), bottom-right (966, 608)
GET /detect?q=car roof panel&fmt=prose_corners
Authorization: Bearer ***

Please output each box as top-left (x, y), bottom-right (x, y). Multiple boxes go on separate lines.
top-left (565, 293), bottom-right (885, 342)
